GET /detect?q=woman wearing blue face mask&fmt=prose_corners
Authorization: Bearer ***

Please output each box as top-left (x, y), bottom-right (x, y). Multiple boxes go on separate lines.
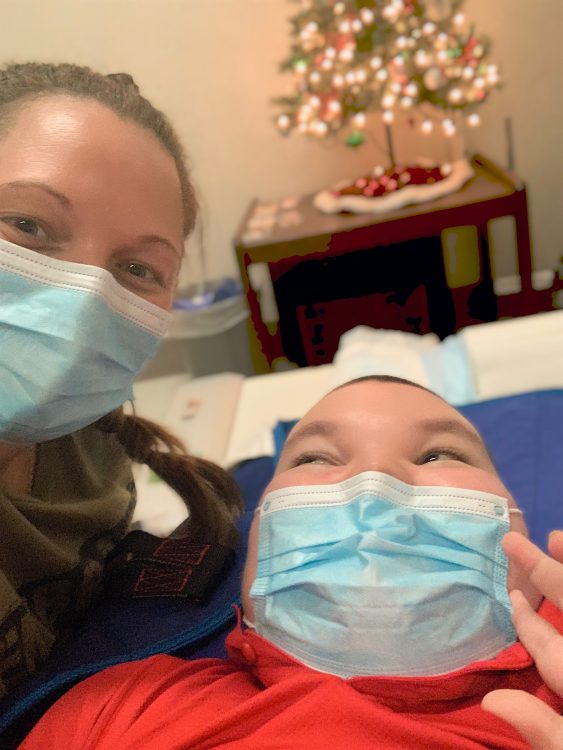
top-left (0, 62), bottom-right (242, 697)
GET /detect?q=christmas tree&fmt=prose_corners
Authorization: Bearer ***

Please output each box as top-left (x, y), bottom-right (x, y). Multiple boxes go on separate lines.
top-left (274, 0), bottom-right (501, 150)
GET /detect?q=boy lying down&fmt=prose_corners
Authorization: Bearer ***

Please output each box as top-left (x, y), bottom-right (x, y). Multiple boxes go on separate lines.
top-left (20, 376), bottom-right (563, 749)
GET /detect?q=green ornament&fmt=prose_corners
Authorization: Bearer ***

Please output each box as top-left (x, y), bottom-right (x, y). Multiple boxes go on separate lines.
top-left (346, 130), bottom-right (366, 147)
top-left (292, 57), bottom-right (308, 72)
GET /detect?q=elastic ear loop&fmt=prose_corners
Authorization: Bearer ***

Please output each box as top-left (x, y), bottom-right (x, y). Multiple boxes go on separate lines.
top-left (509, 509), bottom-right (523, 515)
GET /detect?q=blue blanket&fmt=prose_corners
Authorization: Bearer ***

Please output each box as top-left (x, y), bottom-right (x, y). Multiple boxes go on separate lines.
top-left (1, 389), bottom-right (562, 740)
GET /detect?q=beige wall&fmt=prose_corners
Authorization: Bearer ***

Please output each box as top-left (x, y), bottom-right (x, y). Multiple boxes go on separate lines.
top-left (2, 0), bottom-right (562, 284)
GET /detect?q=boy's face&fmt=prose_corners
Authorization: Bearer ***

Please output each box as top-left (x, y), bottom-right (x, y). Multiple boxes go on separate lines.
top-left (242, 381), bottom-right (541, 619)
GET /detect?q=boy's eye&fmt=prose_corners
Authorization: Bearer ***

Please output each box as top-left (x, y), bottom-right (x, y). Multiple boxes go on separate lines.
top-left (420, 449), bottom-right (469, 464)
top-left (292, 452), bottom-right (332, 467)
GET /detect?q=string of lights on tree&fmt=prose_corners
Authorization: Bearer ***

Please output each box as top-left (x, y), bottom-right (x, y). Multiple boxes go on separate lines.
top-left (274, 0), bottom-right (501, 148)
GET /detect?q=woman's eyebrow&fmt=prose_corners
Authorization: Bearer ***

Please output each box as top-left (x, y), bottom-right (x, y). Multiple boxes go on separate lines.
top-left (283, 420), bottom-right (338, 452)
top-left (137, 234), bottom-right (183, 258)
top-left (0, 180), bottom-right (71, 207)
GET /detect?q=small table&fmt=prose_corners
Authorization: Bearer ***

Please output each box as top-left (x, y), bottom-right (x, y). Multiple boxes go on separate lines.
top-left (234, 154), bottom-right (553, 374)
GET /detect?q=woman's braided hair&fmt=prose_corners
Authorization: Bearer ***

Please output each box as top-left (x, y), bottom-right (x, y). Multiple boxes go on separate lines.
top-left (0, 62), bottom-right (243, 543)
top-left (96, 408), bottom-right (243, 545)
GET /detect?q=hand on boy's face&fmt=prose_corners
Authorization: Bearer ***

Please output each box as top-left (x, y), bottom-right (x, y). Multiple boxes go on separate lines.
top-left (242, 382), bottom-right (541, 620)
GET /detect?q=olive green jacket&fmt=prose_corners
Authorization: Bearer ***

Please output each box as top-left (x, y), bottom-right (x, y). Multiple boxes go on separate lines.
top-left (0, 426), bottom-right (135, 698)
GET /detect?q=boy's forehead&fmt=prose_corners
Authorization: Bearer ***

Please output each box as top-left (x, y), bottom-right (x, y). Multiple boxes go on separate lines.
top-left (292, 381), bottom-right (479, 440)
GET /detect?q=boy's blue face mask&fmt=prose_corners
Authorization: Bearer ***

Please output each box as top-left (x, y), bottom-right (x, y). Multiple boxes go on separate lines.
top-left (249, 471), bottom-right (520, 678)
top-left (0, 238), bottom-right (171, 443)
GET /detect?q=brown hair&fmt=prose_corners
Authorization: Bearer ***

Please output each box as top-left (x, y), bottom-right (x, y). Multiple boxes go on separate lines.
top-left (0, 62), bottom-right (197, 236)
top-left (96, 408), bottom-right (243, 545)
top-left (0, 62), bottom-right (243, 543)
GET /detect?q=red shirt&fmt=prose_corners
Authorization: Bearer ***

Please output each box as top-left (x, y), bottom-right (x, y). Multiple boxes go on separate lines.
top-left (19, 601), bottom-right (563, 750)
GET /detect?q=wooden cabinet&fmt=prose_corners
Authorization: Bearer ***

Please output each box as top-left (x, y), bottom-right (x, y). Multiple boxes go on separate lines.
top-left (234, 154), bottom-right (559, 373)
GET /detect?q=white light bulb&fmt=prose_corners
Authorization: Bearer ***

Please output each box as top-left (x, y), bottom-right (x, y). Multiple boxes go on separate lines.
top-left (370, 56), bottom-right (383, 69)
top-left (325, 46), bottom-right (337, 59)
top-left (340, 48), bottom-right (354, 63)
top-left (376, 68), bottom-right (388, 82)
top-left (322, 58), bottom-right (333, 70)
top-left (356, 68), bottom-right (368, 83)
top-left (298, 122), bottom-right (308, 133)
top-left (405, 81), bottom-right (418, 97)
top-left (421, 119), bottom-right (433, 134)
top-left (314, 120), bottom-right (328, 136)
top-left (306, 22), bottom-right (318, 33)
top-left (360, 8), bottom-right (375, 24)
top-left (382, 93), bottom-right (396, 108)
top-left (294, 60), bottom-right (307, 74)
top-left (310, 95), bottom-right (321, 108)
top-left (453, 12), bottom-right (465, 26)
top-left (309, 71), bottom-right (322, 84)
top-left (400, 96), bottom-right (413, 108)
top-left (437, 50), bottom-right (449, 62)
top-left (333, 73), bottom-right (345, 87)
top-left (277, 114), bottom-right (291, 130)
top-left (390, 81), bottom-right (402, 93)
top-left (351, 19), bottom-right (363, 33)
top-left (397, 35), bottom-right (408, 49)
top-left (442, 118), bottom-right (456, 136)
top-left (414, 50), bottom-right (430, 67)
top-left (382, 110), bottom-right (395, 124)
top-left (462, 65), bottom-right (475, 80)
top-left (422, 22), bottom-right (436, 35)
top-left (345, 71), bottom-right (356, 84)
top-left (334, 1), bottom-right (345, 14)
top-left (474, 76), bottom-right (486, 89)
top-left (467, 112), bottom-right (481, 127)
top-left (328, 99), bottom-right (342, 113)
top-left (354, 112), bottom-right (367, 127)
top-left (448, 87), bottom-right (463, 103)
top-left (339, 19), bottom-right (352, 34)
top-left (394, 54), bottom-right (405, 66)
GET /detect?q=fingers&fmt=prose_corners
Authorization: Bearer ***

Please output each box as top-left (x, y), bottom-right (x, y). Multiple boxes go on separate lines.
top-left (548, 530), bottom-right (563, 563)
top-left (503, 532), bottom-right (563, 610)
top-left (510, 589), bottom-right (563, 697)
top-left (482, 689), bottom-right (563, 750)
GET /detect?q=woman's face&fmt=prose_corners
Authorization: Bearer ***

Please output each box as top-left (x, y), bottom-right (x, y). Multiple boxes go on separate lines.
top-left (0, 95), bottom-right (185, 310)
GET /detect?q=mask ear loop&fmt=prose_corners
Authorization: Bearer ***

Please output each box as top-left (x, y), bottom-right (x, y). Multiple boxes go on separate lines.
top-left (508, 509), bottom-right (523, 515)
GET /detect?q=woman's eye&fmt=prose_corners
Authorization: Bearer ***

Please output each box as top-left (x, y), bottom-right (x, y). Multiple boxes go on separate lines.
top-left (117, 261), bottom-right (161, 285)
top-left (2, 216), bottom-right (49, 240)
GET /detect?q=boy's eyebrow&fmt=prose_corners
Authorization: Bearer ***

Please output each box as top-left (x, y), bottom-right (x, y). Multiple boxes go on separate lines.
top-left (283, 420), bottom-right (338, 452)
top-left (283, 417), bottom-right (486, 453)
top-left (415, 417), bottom-right (486, 450)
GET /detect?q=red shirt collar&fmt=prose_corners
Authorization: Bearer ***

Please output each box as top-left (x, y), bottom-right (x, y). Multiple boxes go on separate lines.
top-left (226, 599), bottom-right (561, 706)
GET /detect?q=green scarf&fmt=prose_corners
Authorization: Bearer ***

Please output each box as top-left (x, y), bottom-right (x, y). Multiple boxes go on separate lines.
top-left (0, 426), bottom-right (135, 698)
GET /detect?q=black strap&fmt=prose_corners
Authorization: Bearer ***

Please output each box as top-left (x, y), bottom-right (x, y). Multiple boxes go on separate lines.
top-left (104, 531), bottom-right (235, 604)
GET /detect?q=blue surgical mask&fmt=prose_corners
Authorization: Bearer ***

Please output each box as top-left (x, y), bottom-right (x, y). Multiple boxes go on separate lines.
top-left (249, 471), bottom-right (520, 678)
top-left (0, 238), bottom-right (171, 443)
